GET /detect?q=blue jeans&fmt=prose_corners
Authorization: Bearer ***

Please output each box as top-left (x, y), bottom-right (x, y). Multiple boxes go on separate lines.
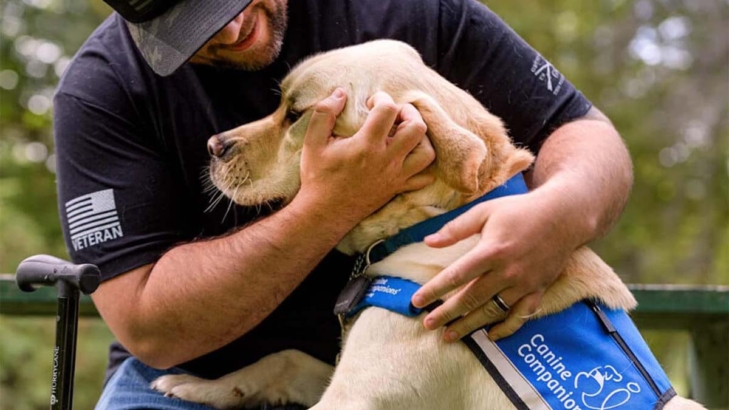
top-left (95, 357), bottom-right (307, 410)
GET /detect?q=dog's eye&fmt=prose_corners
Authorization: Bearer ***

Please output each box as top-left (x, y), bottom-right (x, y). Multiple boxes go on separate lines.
top-left (285, 110), bottom-right (301, 123)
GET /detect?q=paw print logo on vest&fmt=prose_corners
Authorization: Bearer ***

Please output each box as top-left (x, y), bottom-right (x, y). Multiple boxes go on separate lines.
top-left (575, 366), bottom-right (641, 410)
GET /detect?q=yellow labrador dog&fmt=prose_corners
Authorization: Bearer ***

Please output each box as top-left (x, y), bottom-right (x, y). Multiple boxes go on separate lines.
top-left (151, 40), bottom-right (704, 410)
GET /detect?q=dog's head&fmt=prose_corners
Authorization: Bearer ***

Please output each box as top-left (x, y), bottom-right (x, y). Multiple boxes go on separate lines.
top-left (208, 40), bottom-right (534, 253)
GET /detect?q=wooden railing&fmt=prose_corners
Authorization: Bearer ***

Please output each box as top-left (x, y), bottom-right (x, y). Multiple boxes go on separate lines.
top-left (1, 274), bottom-right (727, 408)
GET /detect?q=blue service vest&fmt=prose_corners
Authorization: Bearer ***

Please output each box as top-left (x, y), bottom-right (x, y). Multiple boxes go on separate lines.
top-left (349, 277), bottom-right (676, 410)
top-left (468, 301), bottom-right (676, 410)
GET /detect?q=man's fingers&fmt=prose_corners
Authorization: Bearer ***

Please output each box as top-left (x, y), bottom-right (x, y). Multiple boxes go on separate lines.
top-left (439, 289), bottom-right (540, 343)
top-left (360, 92), bottom-right (400, 144)
top-left (424, 203), bottom-right (490, 248)
top-left (388, 104), bottom-right (428, 155)
top-left (488, 292), bottom-right (542, 341)
top-left (304, 88), bottom-right (347, 149)
top-left (411, 245), bottom-right (494, 310)
top-left (400, 173), bottom-right (436, 193)
top-left (418, 274), bottom-right (492, 330)
top-left (397, 101), bottom-right (425, 124)
top-left (401, 134), bottom-right (435, 179)
top-left (441, 287), bottom-right (519, 342)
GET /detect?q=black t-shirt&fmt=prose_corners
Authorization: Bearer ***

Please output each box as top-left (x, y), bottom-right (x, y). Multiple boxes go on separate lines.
top-left (54, 0), bottom-right (591, 380)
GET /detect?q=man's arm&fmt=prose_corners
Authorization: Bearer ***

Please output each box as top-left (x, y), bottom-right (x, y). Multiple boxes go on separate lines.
top-left (528, 107), bottom-right (632, 240)
top-left (93, 91), bottom-right (434, 368)
top-left (411, 107), bottom-right (633, 340)
top-left (93, 195), bottom-right (353, 369)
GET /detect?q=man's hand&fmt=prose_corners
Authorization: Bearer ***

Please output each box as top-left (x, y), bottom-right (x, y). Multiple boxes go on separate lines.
top-left (298, 88), bottom-right (435, 224)
top-left (410, 188), bottom-right (577, 342)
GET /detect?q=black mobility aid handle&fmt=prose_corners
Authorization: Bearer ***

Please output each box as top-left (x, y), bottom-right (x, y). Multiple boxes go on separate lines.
top-left (16, 255), bottom-right (101, 410)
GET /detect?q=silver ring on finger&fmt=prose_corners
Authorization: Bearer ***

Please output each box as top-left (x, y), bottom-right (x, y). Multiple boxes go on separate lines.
top-left (491, 293), bottom-right (511, 313)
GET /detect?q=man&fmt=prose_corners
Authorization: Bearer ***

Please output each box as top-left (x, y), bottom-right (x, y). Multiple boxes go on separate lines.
top-left (54, 0), bottom-right (633, 409)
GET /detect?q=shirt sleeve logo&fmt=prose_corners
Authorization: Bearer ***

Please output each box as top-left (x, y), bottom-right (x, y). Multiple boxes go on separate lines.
top-left (65, 189), bottom-right (124, 251)
top-left (531, 55), bottom-right (566, 96)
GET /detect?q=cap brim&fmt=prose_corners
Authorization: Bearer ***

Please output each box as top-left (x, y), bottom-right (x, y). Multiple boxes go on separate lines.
top-left (126, 0), bottom-right (254, 76)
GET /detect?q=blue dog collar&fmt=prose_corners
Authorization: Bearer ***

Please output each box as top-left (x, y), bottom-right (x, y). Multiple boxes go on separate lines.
top-left (367, 173), bottom-right (529, 265)
top-left (338, 173), bottom-right (529, 318)
top-left (338, 173), bottom-right (529, 317)
top-left (347, 276), bottom-right (423, 318)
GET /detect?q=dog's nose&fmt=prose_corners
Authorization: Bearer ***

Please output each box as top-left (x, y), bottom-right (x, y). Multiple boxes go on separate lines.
top-left (207, 135), bottom-right (229, 158)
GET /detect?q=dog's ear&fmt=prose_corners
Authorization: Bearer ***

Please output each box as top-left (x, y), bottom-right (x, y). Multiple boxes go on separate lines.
top-left (463, 102), bottom-right (536, 193)
top-left (404, 91), bottom-right (534, 195)
top-left (404, 92), bottom-right (489, 194)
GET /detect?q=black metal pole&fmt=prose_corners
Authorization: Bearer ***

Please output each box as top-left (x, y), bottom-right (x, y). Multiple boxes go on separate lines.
top-left (15, 255), bottom-right (100, 410)
top-left (52, 281), bottom-right (80, 410)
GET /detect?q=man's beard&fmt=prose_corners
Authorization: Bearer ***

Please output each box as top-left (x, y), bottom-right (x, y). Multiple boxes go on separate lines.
top-left (204, 0), bottom-right (288, 71)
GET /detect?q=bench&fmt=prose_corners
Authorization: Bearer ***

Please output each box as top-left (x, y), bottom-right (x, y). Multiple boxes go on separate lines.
top-left (1, 274), bottom-right (727, 408)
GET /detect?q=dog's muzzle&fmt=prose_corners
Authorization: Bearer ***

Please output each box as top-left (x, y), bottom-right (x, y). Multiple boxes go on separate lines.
top-left (207, 134), bottom-right (234, 161)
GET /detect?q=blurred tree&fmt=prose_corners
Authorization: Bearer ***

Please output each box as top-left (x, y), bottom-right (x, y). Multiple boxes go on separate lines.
top-left (1, 3), bottom-right (113, 409)
top-left (1, 0), bottom-right (726, 409)
top-left (1, 0), bottom-right (109, 274)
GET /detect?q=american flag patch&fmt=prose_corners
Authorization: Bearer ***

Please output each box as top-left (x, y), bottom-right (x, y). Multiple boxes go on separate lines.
top-left (66, 189), bottom-right (124, 251)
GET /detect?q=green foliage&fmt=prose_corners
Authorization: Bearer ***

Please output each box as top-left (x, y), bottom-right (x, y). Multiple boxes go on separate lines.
top-left (1, 3), bottom-right (113, 409)
top-left (0, 317), bottom-right (113, 410)
top-left (1, 0), bottom-right (109, 272)
top-left (0, 0), bottom-right (726, 409)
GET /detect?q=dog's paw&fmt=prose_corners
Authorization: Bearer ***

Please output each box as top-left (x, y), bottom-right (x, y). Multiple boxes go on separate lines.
top-left (151, 373), bottom-right (256, 409)
top-left (166, 381), bottom-right (252, 409)
top-left (150, 374), bottom-right (202, 396)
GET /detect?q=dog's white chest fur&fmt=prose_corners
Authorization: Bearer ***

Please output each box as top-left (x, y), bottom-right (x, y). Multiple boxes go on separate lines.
top-left (314, 238), bottom-right (517, 409)
top-left (314, 307), bottom-right (514, 410)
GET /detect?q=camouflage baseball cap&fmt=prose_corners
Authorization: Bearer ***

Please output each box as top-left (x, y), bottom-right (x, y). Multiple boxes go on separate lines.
top-left (104, 0), bottom-right (254, 76)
